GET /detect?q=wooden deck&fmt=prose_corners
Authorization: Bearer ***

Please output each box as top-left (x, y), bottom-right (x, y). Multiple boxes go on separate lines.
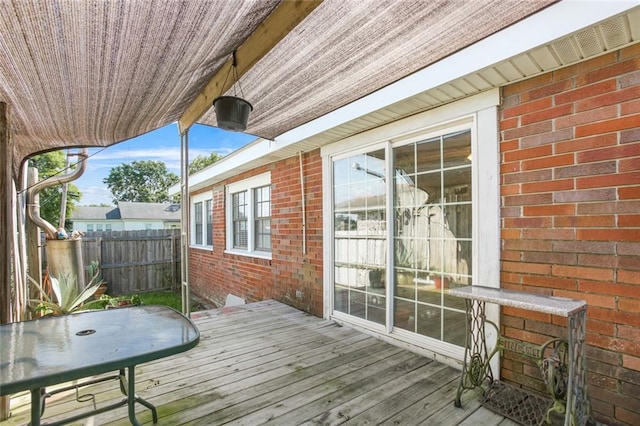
top-left (4, 300), bottom-right (516, 425)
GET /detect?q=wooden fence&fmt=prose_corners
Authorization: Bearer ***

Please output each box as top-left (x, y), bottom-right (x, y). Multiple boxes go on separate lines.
top-left (78, 229), bottom-right (181, 296)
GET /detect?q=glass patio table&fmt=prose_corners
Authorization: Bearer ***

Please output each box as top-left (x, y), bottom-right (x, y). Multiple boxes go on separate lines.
top-left (0, 305), bottom-right (200, 426)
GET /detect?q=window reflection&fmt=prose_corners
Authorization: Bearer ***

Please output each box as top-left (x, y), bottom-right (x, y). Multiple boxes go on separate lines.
top-left (333, 149), bottom-right (387, 324)
top-left (393, 129), bottom-right (472, 343)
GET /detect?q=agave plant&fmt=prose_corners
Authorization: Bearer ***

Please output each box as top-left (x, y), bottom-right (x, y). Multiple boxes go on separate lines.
top-left (29, 270), bottom-right (105, 316)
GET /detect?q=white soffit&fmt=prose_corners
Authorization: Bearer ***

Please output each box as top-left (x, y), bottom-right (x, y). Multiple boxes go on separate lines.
top-left (189, 1), bottom-right (640, 190)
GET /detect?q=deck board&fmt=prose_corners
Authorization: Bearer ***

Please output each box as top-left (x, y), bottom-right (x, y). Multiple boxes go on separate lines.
top-left (3, 300), bottom-right (507, 425)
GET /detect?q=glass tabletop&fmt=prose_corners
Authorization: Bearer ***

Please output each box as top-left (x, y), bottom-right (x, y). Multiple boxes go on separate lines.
top-left (0, 305), bottom-right (200, 395)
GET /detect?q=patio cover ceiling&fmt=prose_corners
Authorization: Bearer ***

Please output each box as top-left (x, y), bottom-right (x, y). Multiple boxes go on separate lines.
top-left (1, 0), bottom-right (558, 176)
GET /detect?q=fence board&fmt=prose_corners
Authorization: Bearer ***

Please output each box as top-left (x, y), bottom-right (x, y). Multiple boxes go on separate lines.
top-left (79, 229), bottom-right (181, 296)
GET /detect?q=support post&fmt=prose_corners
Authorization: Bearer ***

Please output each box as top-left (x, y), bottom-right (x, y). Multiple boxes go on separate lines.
top-left (180, 130), bottom-right (190, 316)
top-left (0, 101), bottom-right (12, 419)
top-left (26, 167), bottom-right (42, 318)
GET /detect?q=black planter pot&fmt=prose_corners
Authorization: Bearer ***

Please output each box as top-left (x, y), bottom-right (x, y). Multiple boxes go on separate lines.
top-left (213, 96), bottom-right (253, 132)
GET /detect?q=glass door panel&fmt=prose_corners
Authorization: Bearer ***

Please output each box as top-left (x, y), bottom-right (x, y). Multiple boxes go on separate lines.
top-left (333, 149), bottom-right (386, 326)
top-left (393, 129), bottom-right (472, 345)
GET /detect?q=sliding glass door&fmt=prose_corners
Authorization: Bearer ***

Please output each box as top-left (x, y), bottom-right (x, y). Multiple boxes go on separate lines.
top-left (331, 127), bottom-right (473, 349)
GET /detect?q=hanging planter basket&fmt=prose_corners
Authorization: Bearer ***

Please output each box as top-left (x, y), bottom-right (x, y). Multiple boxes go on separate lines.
top-left (213, 96), bottom-right (253, 132)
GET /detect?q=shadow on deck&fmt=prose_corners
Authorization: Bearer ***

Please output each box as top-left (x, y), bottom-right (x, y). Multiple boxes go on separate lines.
top-left (4, 300), bottom-right (515, 425)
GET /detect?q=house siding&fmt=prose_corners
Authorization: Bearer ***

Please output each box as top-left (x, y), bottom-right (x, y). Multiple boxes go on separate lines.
top-left (188, 149), bottom-right (324, 316)
top-left (499, 44), bottom-right (640, 426)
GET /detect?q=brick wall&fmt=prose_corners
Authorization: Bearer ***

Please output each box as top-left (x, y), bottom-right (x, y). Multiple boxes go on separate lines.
top-left (188, 149), bottom-right (324, 317)
top-left (500, 44), bottom-right (640, 426)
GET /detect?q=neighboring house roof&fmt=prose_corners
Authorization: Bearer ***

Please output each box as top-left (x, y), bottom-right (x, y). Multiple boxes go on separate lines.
top-left (72, 206), bottom-right (120, 220)
top-left (71, 203), bottom-right (181, 222)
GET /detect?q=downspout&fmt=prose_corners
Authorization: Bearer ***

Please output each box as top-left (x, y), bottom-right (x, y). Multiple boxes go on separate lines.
top-left (299, 151), bottom-right (306, 255)
top-left (26, 149), bottom-right (88, 240)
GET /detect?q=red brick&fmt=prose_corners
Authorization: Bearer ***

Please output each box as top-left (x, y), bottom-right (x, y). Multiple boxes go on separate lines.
top-left (578, 253), bottom-right (620, 269)
top-left (502, 121), bottom-right (553, 141)
top-left (521, 153), bottom-right (574, 171)
top-left (577, 57), bottom-right (640, 86)
top-left (503, 306), bottom-right (550, 323)
top-left (577, 172), bottom-right (640, 190)
top-left (577, 142), bottom-right (640, 163)
top-left (623, 355), bottom-right (640, 372)
top-left (503, 73), bottom-right (553, 97)
top-left (503, 169), bottom-right (551, 184)
top-left (522, 228), bottom-right (575, 240)
top-left (502, 239), bottom-right (552, 252)
top-left (521, 128), bottom-right (573, 148)
top-left (501, 228), bottom-right (521, 239)
top-left (576, 114), bottom-right (640, 138)
top-left (523, 204), bottom-right (575, 216)
top-left (521, 103), bottom-right (573, 125)
top-left (554, 52), bottom-right (617, 82)
top-left (618, 270), bottom-right (640, 285)
top-left (579, 281), bottom-right (640, 298)
top-left (555, 80), bottom-right (617, 105)
top-left (553, 240), bottom-right (615, 254)
top-left (554, 161), bottom-right (617, 179)
top-left (554, 215), bottom-right (615, 228)
top-left (521, 274), bottom-right (576, 290)
top-left (576, 85), bottom-right (640, 112)
top-left (553, 265), bottom-right (614, 282)
top-left (500, 117), bottom-right (519, 130)
top-left (503, 97), bottom-right (553, 119)
top-left (577, 229), bottom-right (640, 242)
top-left (617, 407), bottom-right (640, 425)
top-left (621, 128), bottom-right (640, 144)
top-left (503, 217), bottom-right (552, 228)
top-left (503, 193), bottom-right (552, 206)
top-left (502, 261), bottom-right (552, 275)
top-left (622, 98), bottom-right (640, 115)
top-left (554, 289), bottom-right (616, 309)
top-left (618, 186), bottom-right (640, 200)
top-left (555, 133), bottom-right (617, 154)
top-left (620, 157), bottom-right (640, 173)
top-left (500, 183), bottom-right (520, 196)
top-left (503, 144), bottom-right (552, 162)
top-left (521, 179), bottom-right (573, 194)
top-left (556, 105), bottom-right (618, 129)
top-left (619, 215), bottom-right (640, 227)
top-left (499, 139), bottom-right (520, 152)
top-left (554, 188), bottom-right (616, 203)
top-left (577, 200), bottom-right (640, 215)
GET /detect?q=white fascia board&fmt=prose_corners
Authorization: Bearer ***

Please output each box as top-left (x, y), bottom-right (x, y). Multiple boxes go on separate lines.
top-left (186, 138), bottom-right (275, 191)
top-left (275, 0), bottom-right (640, 145)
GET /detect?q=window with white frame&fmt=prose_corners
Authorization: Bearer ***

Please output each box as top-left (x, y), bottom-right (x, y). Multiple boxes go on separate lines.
top-left (191, 192), bottom-right (213, 248)
top-left (86, 224), bottom-right (94, 232)
top-left (226, 172), bottom-right (271, 258)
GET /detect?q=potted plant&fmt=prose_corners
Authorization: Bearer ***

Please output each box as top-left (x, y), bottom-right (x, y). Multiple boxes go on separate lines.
top-left (429, 268), bottom-right (450, 290)
top-left (29, 272), bottom-right (106, 316)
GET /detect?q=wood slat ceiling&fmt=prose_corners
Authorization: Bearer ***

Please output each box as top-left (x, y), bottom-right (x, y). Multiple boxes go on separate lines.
top-left (0, 0), bottom-right (557, 175)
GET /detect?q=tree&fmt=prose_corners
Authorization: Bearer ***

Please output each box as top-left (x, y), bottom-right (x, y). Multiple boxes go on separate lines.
top-left (29, 151), bottom-right (81, 230)
top-left (103, 160), bottom-right (179, 203)
top-left (189, 152), bottom-right (223, 175)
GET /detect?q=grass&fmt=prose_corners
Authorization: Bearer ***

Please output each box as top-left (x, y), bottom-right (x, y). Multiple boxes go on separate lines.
top-left (136, 290), bottom-right (183, 311)
top-left (93, 290), bottom-right (207, 312)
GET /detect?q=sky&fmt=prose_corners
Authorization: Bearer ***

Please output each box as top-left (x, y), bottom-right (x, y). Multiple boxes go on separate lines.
top-left (73, 123), bottom-right (256, 206)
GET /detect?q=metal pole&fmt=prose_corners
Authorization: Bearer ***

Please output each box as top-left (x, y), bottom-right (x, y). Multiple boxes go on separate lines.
top-left (180, 130), bottom-right (190, 316)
